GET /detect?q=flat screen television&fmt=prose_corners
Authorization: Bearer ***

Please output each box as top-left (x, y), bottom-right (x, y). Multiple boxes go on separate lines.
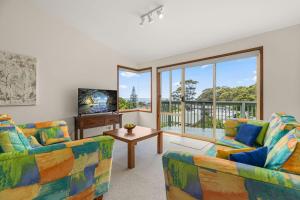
top-left (78, 88), bottom-right (117, 115)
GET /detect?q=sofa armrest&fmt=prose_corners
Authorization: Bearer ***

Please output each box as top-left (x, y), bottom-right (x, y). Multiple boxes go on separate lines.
top-left (63, 135), bottom-right (114, 161)
top-left (163, 151), bottom-right (300, 200)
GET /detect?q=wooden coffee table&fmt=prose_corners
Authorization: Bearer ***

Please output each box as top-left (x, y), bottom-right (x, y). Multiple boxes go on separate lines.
top-left (103, 126), bottom-right (163, 169)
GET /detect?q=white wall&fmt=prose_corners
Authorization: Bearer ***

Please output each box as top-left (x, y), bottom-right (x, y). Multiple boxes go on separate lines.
top-left (0, 0), bottom-right (138, 138)
top-left (138, 25), bottom-right (300, 129)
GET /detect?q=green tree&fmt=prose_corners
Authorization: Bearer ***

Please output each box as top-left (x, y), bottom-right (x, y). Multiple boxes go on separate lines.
top-left (196, 87), bottom-right (214, 101)
top-left (197, 85), bottom-right (256, 101)
top-left (119, 97), bottom-right (130, 110)
top-left (129, 86), bottom-right (138, 108)
top-left (185, 80), bottom-right (198, 101)
top-left (172, 79), bottom-right (198, 101)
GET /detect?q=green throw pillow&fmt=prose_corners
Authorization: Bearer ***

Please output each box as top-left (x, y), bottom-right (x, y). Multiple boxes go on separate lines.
top-left (247, 120), bottom-right (269, 145)
top-left (0, 126), bottom-right (28, 152)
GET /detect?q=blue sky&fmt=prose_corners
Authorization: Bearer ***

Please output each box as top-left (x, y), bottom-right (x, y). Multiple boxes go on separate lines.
top-left (161, 56), bottom-right (257, 99)
top-left (119, 70), bottom-right (151, 98)
top-left (119, 56), bottom-right (257, 99)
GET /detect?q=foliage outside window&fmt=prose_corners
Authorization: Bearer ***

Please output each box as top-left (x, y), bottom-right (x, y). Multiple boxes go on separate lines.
top-left (159, 54), bottom-right (260, 139)
top-left (118, 66), bottom-right (152, 112)
top-left (172, 81), bottom-right (256, 102)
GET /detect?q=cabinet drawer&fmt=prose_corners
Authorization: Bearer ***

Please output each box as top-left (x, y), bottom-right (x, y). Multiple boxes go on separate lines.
top-left (80, 118), bottom-right (105, 128)
top-left (105, 117), bottom-right (119, 124)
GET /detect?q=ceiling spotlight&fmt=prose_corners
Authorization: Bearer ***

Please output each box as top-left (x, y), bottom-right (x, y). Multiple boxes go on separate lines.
top-left (157, 7), bottom-right (164, 19)
top-left (139, 5), bottom-right (164, 26)
top-left (139, 16), bottom-right (145, 26)
top-left (147, 14), bottom-right (154, 24)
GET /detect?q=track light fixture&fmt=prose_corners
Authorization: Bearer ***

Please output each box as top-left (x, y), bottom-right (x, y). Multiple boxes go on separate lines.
top-left (139, 16), bottom-right (145, 26)
top-left (148, 13), bottom-right (154, 24)
top-left (139, 5), bottom-right (164, 26)
top-left (157, 7), bottom-right (164, 19)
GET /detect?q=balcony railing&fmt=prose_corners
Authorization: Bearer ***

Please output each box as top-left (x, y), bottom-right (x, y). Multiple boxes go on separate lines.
top-left (160, 101), bottom-right (256, 129)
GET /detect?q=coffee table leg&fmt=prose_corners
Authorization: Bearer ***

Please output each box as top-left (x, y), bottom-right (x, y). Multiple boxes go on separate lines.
top-left (157, 131), bottom-right (163, 154)
top-left (128, 142), bottom-right (135, 169)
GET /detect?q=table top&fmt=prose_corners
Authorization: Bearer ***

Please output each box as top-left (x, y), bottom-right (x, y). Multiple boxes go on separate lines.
top-left (103, 126), bottom-right (162, 143)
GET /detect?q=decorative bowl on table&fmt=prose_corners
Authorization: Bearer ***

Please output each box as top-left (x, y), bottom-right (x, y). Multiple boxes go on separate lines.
top-left (124, 123), bottom-right (136, 135)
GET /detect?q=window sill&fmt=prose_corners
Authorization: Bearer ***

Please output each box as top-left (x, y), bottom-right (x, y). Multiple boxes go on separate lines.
top-left (119, 109), bottom-right (152, 113)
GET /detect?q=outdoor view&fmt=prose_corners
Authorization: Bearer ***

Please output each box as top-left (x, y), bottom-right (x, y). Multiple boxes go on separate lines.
top-left (118, 69), bottom-right (151, 111)
top-left (160, 56), bottom-right (258, 139)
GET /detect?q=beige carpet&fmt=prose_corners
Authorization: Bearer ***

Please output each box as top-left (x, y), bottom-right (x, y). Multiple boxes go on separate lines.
top-left (105, 134), bottom-right (213, 200)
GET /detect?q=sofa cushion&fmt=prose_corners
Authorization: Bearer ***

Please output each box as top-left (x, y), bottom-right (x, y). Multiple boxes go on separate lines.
top-left (16, 127), bottom-right (32, 150)
top-left (224, 118), bottom-right (248, 137)
top-left (20, 121), bottom-right (71, 145)
top-left (265, 130), bottom-right (298, 170)
top-left (229, 146), bottom-right (268, 167)
top-left (0, 114), bottom-right (12, 121)
top-left (263, 113), bottom-right (298, 150)
top-left (216, 147), bottom-right (255, 159)
top-left (27, 136), bottom-right (42, 148)
top-left (280, 127), bottom-right (300, 174)
top-left (0, 126), bottom-right (29, 152)
top-left (0, 114), bottom-right (15, 126)
top-left (247, 120), bottom-right (269, 145)
top-left (45, 137), bottom-right (71, 145)
top-left (216, 136), bottom-right (251, 149)
top-left (0, 118), bottom-right (32, 152)
top-left (235, 124), bottom-right (262, 147)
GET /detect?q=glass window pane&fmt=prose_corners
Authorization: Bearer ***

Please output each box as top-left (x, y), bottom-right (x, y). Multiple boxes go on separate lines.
top-left (171, 69), bottom-right (181, 101)
top-left (118, 68), bottom-right (151, 111)
top-left (184, 64), bottom-right (214, 139)
top-left (161, 71), bottom-right (170, 112)
top-left (160, 69), bottom-right (182, 134)
top-left (216, 56), bottom-right (257, 128)
top-left (136, 72), bottom-right (151, 110)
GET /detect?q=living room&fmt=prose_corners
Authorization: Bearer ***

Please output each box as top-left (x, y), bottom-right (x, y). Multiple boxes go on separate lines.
top-left (1, 1), bottom-right (300, 200)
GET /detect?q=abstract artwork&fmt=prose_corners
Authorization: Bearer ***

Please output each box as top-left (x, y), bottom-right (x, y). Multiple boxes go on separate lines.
top-left (0, 51), bottom-right (37, 105)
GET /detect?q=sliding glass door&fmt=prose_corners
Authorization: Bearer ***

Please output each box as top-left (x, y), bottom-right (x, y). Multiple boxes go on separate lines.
top-left (214, 56), bottom-right (258, 139)
top-left (160, 69), bottom-right (183, 134)
top-left (183, 64), bottom-right (215, 140)
top-left (158, 49), bottom-right (262, 141)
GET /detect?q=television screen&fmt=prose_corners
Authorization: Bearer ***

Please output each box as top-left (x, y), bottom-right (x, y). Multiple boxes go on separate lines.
top-left (78, 88), bottom-right (117, 115)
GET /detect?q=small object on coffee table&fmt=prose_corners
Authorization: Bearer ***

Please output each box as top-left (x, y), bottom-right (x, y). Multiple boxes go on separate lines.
top-left (124, 123), bottom-right (136, 135)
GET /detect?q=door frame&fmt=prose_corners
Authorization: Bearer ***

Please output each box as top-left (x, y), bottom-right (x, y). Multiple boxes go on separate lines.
top-left (156, 47), bottom-right (264, 141)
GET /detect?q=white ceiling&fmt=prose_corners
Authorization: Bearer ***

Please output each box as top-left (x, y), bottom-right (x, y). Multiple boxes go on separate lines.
top-left (33, 0), bottom-right (300, 63)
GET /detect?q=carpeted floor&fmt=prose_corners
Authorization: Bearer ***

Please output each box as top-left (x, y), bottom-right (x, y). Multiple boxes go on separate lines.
top-left (105, 134), bottom-right (213, 200)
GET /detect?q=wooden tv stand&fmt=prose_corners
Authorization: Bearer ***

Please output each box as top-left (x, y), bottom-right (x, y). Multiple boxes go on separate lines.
top-left (74, 113), bottom-right (122, 140)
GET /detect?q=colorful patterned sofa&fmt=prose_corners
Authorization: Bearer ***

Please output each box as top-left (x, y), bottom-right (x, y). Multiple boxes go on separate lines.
top-left (0, 114), bottom-right (114, 200)
top-left (162, 113), bottom-right (300, 200)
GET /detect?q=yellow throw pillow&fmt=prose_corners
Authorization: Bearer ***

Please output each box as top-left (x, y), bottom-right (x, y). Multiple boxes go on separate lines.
top-left (217, 147), bottom-right (256, 159)
top-left (28, 135), bottom-right (42, 148)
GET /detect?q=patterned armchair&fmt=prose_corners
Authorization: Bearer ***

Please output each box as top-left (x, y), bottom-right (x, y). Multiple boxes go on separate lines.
top-left (0, 114), bottom-right (114, 200)
top-left (162, 113), bottom-right (300, 200)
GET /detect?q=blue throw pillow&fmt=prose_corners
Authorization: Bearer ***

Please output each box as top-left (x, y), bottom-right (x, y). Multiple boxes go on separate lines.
top-left (229, 146), bottom-right (268, 167)
top-left (235, 124), bottom-right (262, 146)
